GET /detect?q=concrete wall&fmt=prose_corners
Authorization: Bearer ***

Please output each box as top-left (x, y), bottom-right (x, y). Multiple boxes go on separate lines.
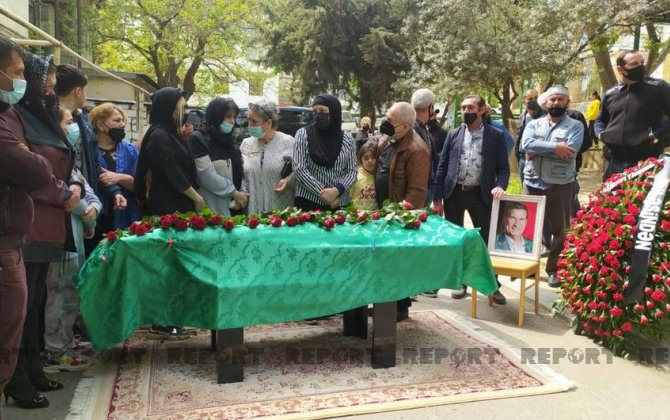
top-left (0, 0), bottom-right (29, 37)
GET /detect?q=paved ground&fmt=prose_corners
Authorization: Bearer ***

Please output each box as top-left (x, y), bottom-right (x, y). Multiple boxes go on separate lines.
top-left (7, 167), bottom-right (670, 419)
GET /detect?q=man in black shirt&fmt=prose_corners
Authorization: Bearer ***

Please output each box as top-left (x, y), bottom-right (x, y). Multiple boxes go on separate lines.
top-left (595, 49), bottom-right (670, 179)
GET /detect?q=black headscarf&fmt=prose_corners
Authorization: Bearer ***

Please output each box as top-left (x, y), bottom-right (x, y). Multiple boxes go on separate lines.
top-left (135, 87), bottom-right (185, 206)
top-left (196, 97), bottom-right (243, 189)
top-left (307, 94), bottom-right (344, 168)
top-left (19, 53), bottom-right (63, 141)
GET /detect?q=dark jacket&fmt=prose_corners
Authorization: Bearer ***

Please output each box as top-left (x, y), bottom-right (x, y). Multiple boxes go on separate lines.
top-left (377, 129), bottom-right (431, 208)
top-left (135, 87), bottom-right (197, 216)
top-left (413, 120), bottom-right (435, 184)
top-left (0, 104), bottom-right (53, 250)
top-left (594, 77), bottom-right (670, 162)
top-left (8, 106), bottom-right (82, 244)
top-left (434, 123), bottom-right (510, 207)
top-left (566, 109), bottom-right (592, 172)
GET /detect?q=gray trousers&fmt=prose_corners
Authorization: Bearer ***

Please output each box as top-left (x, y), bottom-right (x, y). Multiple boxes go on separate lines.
top-left (44, 252), bottom-right (80, 354)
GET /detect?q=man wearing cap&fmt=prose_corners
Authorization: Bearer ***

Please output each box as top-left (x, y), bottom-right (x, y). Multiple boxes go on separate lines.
top-left (521, 85), bottom-right (583, 288)
top-left (181, 110), bottom-right (203, 140)
top-left (594, 49), bottom-right (670, 180)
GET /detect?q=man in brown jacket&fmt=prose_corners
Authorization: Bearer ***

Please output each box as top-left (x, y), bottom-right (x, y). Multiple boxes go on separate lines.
top-left (376, 102), bottom-right (430, 321)
top-left (0, 36), bottom-right (54, 412)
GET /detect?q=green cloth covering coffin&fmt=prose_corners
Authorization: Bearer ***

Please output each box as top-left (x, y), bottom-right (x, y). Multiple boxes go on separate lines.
top-left (75, 216), bottom-right (496, 349)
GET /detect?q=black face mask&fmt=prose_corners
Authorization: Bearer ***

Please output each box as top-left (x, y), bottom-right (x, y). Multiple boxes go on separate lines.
top-left (547, 106), bottom-right (567, 117)
top-left (624, 64), bottom-right (645, 82)
top-left (526, 100), bottom-right (540, 112)
top-left (463, 112), bottom-right (477, 125)
top-left (362, 124), bottom-right (370, 133)
top-left (107, 128), bottom-right (125, 143)
top-left (314, 112), bottom-right (330, 129)
top-left (379, 120), bottom-right (395, 137)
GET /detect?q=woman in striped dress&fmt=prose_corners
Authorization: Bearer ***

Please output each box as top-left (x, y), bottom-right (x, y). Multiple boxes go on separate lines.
top-left (293, 94), bottom-right (357, 211)
top-left (240, 102), bottom-right (295, 214)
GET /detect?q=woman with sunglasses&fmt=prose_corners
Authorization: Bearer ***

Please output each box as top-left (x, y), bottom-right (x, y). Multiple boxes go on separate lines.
top-left (240, 101), bottom-right (295, 214)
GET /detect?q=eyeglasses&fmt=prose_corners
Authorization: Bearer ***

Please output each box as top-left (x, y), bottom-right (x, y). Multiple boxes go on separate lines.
top-left (249, 102), bottom-right (272, 120)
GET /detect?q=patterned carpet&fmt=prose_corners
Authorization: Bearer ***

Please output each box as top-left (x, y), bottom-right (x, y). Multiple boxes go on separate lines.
top-left (67, 310), bottom-right (570, 419)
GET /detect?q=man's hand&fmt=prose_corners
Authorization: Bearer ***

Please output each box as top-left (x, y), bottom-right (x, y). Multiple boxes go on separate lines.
top-left (233, 190), bottom-right (249, 208)
top-left (319, 187), bottom-right (340, 205)
top-left (431, 199), bottom-right (443, 215)
top-left (491, 187), bottom-right (505, 199)
top-left (64, 193), bottom-right (80, 213)
top-left (113, 193), bottom-right (127, 210)
top-left (81, 206), bottom-right (98, 224)
top-left (524, 152), bottom-right (535, 160)
top-left (555, 142), bottom-right (576, 160)
top-left (99, 168), bottom-right (119, 187)
top-left (274, 178), bottom-right (289, 194)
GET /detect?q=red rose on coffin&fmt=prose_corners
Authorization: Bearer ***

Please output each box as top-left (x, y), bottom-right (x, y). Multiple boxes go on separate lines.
top-left (248, 217), bottom-right (260, 229)
top-left (419, 212), bottom-right (428, 222)
top-left (106, 231), bottom-right (118, 241)
top-left (223, 220), bottom-right (235, 231)
top-left (210, 214), bottom-right (223, 226)
top-left (324, 218), bottom-right (335, 230)
top-left (134, 224), bottom-right (148, 236)
top-left (286, 217), bottom-right (299, 227)
top-left (334, 215), bottom-right (346, 225)
top-left (175, 219), bottom-right (188, 231)
top-left (372, 212), bottom-right (381, 220)
top-left (271, 217), bottom-right (283, 227)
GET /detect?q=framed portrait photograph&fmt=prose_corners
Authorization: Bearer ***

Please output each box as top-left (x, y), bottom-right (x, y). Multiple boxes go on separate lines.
top-left (488, 194), bottom-right (546, 261)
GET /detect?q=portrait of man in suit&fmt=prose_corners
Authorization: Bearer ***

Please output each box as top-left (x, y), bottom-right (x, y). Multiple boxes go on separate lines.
top-left (495, 201), bottom-right (533, 254)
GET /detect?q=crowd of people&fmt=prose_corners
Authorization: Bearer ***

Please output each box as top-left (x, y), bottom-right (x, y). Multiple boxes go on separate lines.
top-left (2, 31), bottom-right (670, 416)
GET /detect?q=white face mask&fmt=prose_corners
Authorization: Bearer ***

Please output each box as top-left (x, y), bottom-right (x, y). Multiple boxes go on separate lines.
top-left (0, 69), bottom-right (27, 106)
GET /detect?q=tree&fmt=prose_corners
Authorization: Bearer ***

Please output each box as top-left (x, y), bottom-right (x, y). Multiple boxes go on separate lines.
top-left (261, 0), bottom-right (411, 120)
top-left (93, 0), bottom-right (265, 99)
top-left (403, 0), bottom-right (668, 126)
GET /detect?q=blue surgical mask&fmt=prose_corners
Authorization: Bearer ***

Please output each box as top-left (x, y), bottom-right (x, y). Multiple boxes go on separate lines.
top-left (249, 125), bottom-right (265, 139)
top-left (0, 70), bottom-right (27, 106)
top-left (219, 121), bottom-right (234, 134)
top-left (66, 123), bottom-right (81, 146)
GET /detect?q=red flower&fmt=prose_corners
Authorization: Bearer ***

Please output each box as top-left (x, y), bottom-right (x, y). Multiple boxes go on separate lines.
top-left (651, 290), bottom-right (667, 302)
top-left (419, 212), bottom-right (428, 222)
top-left (106, 231), bottom-right (118, 241)
top-left (413, 220), bottom-right (421, 229)
top-left (609, 306), bottom-right (623, 317)
top-left (372, 212), bottom-right (382, 220)
top-left (175, 219), bottom-right (188, 231)
top-left (271, 217), bottom-right (283, 227)
top-left (135, 224), bottom-right (148, 236)
top-left (402, 201), bottom-right (414, 210)
top-left (613, 293), bottom-right (624, 302)
top-left (161, 220), bottom-right (172, 230)
top-left (129, 223), bottom-right (138, 234)
top-left (223, 220), bottom-right (235, 230)
top-left (210, 214), bottom-right (223, 226)
top-left (334, 215), bottom-right (346, 225)
top-left (634, 304), bottom-right (645, 312)
top-left (640, 315), bottom-right (650, 324)
top-left (655, 310), bottom-right (665, 319)
top-left (248, 217), bottom-right (260, 229)
top-left (189, 216), bottom-right (207, 230)
top-left (357, 212), bottom-right (368, 223)
top-left (286, 216), bottom-right (299, 227)
top-left (623, 215), bottom-right (636, 225)
top-left (300, 213), bottom-right (312, 223)
top-left (621, 322), bottom-right (633, 332)
top-left (324, 218), bottom-right (335, 229)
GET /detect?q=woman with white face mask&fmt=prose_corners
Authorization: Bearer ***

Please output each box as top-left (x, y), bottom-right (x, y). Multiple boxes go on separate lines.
top-left (240, 101), bottom-right (295, 214)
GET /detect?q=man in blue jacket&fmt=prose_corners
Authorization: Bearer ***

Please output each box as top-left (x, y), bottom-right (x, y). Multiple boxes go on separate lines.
top-left (521, 85), bottom-right (583, 288)
top-left (432, 95), bottom-right (510, 304)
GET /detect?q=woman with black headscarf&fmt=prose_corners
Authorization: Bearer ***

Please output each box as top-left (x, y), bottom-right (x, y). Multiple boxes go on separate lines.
top-left (135, 87), bottom-right (202, 216)
top-left (4, 53), bottom-right (84, 409)
top-left (189, 97), bottom-right (248, 216)
top-left (293, 94), bottom-right (357, 211)
top-left (134, 87), bottom-right (200, 341)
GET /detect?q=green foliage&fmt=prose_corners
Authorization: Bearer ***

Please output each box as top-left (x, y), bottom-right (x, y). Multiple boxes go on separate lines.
top-left (93, 0), bottom-right (267, 98)
top-left (261, 0), bottom-right (411, 115)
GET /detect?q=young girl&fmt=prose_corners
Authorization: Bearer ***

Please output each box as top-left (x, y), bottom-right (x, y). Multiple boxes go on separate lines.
top-left (349, 140), bottom-right (378, 210)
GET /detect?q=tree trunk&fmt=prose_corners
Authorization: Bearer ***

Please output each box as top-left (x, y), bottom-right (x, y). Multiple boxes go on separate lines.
top-left (500, 79), bottom-right (515, 130)
top-left (359, 84), bottom-right (376, 126)
top-left (593, 49), bottom-right (618, 91)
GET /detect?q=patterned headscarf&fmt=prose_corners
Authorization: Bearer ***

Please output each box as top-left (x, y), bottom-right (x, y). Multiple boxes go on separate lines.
top-left (19, 53), bottom-right (61, 135)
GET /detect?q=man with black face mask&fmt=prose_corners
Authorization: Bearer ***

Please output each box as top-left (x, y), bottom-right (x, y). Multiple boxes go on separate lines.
top-left (521, 85), bottom-right (583, 288)
top-left (432, 95), bottom-right (510, 304)
top-left (515, 89), bottom-right (545, 182)
top-left (595, 49), bottom-right (670, 180)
